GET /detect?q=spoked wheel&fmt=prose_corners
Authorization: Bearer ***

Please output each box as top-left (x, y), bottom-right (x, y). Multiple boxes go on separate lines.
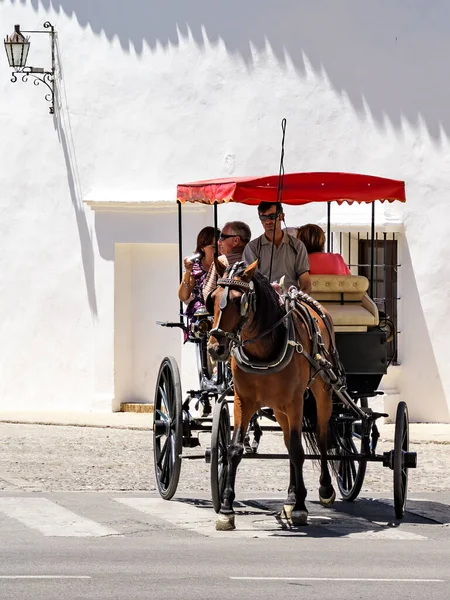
top-left (336, 423), bottom-right (367, 501)
top-left (210, 393), bottom-right (231, 513)
top-left (153, 357), bottom-right (183, 500)
top-left (393, 401), bottom-right (409, 519)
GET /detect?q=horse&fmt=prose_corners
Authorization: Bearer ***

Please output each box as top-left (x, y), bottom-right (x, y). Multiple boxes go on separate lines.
top-left (207, 260), bottom-right (338, 531)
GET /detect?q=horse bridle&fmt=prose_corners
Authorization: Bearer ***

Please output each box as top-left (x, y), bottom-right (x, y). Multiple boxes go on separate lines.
top-left (208, 263), bottom-right (256, 346)
top-left (208, 264), bottom-right (290, 349)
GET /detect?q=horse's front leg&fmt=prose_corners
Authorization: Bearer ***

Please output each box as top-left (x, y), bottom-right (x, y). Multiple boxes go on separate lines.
top-left (274, 410), bottom-right (296, 520)
top-left (216, 391), bottom-right (254, 531)
top-left (288, 426), bottom-right (308, 525)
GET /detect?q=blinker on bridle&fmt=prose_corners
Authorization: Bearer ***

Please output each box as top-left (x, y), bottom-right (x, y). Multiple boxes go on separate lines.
top-left (217, 277), bottom-right (254, 316)
top-left (209, 266), bottom-right (256, 347)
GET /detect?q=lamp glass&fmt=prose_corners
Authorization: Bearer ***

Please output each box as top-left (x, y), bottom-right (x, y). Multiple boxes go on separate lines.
top-left (4, 40), bottom-right (30, 67)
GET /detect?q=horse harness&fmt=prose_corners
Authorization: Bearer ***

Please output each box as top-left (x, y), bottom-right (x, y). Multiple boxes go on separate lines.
top-left (209, 263), bottom-right (346, 387)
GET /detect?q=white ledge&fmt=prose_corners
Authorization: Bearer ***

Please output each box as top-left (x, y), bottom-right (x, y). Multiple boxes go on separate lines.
top-left (83, 190), bottom-right (207, 213)
top-left (317, 217), bottom-right (404, 233)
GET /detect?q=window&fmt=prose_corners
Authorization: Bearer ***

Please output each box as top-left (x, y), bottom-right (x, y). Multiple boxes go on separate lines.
top-left (333, 231), bottom-right (399, 365)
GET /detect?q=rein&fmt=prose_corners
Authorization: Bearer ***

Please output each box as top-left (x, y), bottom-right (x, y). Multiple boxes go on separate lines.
top-left (242, 309), bottom-right (292, 347)
top-left (210, 268), bottom-right (346, 383)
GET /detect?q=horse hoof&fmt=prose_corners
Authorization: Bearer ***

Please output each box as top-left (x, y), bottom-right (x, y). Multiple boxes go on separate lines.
top-left (282, 504), bottom-right (294, 520)
top-left (319, 487), bottom-right (336, 506)
top-left (291, 510), bottom-right (308, 526)
top-left (216, 514), bottom-right (236, 531)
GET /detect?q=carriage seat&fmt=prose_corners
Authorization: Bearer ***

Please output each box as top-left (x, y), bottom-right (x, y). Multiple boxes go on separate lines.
top-left (310, 275), bottom-right (379, 332)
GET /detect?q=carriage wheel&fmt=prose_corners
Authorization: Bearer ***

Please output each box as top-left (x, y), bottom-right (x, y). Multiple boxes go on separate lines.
top-left (210, 394), bottom-right (231, 513)
top-left (393, 401), bottom-right (409, 519)
top-left (153, 357), bottom-right (183, 500)
top-left (336, 425), bottom-right (367, 502)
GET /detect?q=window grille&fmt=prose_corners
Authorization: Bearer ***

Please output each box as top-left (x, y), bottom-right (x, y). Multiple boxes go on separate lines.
top-left (333, 231), bottom-right (400, 365)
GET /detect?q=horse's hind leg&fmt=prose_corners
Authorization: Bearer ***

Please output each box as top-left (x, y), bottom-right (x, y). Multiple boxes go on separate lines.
top-left (216, 393), bottom-right (255, 531)
top-left (311, 380), bottom-right (335, 506)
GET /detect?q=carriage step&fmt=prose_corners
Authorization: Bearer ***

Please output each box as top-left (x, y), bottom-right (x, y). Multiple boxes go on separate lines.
top-left (182, 438), bottom-right (201, 448)
top-left (347, 390), bottom-right (384, 399)
top-left (242, 453), bottom-right (288, 459)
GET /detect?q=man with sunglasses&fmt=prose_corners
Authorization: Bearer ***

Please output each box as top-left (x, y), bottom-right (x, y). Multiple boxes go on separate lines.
top-left (202, 221), bottom-right (251, 302)
top-left (243, 201), bottom-right (311, 294)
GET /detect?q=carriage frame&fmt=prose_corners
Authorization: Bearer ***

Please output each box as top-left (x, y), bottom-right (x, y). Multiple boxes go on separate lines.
top-left (153, 171), bottom-right (417, 520)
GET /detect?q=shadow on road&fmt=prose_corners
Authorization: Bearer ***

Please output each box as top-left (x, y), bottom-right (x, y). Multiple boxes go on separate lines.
top-left (176, 495), bottom-right (449, 537)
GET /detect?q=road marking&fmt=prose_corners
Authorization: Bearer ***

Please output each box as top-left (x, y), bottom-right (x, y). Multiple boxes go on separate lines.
top-left (115, 498), bottom-right (215, 533)
top-left (230, 577), bottom-right (445, 582)
top-left (0, 498), bottom-right (119, 537)
top-left (0, 576), bottom-right (91, 580)
top-left (346, 529), bottom-right (427, 540)
top-left (115, 498), bottom-right (272, 538)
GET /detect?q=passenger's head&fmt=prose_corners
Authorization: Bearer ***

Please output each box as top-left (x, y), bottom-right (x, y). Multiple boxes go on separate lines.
top-left (257, 201), bottom-right (284, 235)
top-left (296, 224), bottom-right (326, 254)
top-left (195, 226), bottom-right (220, 258)
top-left (219, 221), bottom-right (251, 255)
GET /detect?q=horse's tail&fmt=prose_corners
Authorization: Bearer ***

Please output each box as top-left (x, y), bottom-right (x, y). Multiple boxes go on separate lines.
top-left (302, 391), bottom-right (340, 477)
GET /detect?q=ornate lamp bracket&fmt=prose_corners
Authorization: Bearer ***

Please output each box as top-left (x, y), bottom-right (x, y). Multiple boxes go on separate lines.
top-left (7, 22), bottom-right (56, 114)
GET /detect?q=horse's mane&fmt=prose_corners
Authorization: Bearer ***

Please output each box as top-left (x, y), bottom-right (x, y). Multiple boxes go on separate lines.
top-left (226, 263), bottom-right (286, 351)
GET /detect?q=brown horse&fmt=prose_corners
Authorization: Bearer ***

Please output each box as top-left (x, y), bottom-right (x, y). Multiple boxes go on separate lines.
top-left (207, 260), bottom-right (337, 531)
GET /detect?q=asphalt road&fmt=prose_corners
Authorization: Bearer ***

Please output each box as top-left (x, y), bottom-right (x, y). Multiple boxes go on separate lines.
top-left (0, 490), bottom-right (449, 600)
top-left (0, 423), bottom-right (449, 599)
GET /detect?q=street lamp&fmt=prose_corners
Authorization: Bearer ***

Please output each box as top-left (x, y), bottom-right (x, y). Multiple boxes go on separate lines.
top-left (4, 22), bottom-right (56, 114)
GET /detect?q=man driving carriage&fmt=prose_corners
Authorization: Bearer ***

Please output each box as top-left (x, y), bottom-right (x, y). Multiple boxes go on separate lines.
top-left (242, 201), bottom-right (312, 294)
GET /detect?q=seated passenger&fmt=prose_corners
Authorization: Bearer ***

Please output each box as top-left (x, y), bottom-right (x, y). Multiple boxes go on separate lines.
top-left (202, 221), bottom-right (251, 303)
top-left (296, 224), bottom-right (350, 275)
top-left (178, 226), bottom-right (220, 321)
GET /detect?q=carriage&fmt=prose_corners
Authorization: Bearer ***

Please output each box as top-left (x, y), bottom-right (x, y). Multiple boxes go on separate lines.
top-left (153, 171), bottom-right (417, 525)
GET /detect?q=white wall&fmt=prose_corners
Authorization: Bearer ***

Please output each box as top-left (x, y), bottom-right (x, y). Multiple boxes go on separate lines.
top-left (1, 0), bottom-right (449, 419)
top-left (115, 243), bottom-right (180, 409)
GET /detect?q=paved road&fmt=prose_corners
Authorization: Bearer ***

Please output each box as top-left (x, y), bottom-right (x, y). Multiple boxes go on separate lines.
top-left (0, 423), bottom-right (449, 599)
top-left (0, 490), bottom-right (449, 599)
top-left (0, 422), bottom-right (448, 494)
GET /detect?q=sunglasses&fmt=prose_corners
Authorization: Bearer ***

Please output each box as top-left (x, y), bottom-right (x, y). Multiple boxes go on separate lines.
top-left (259, 213), bottom-right (281, 222)
top-left (219, 233), bottom-right (238, 240)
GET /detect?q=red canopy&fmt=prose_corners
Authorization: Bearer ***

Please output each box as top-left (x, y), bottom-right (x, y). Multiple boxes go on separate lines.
top-left (177, 172), bottom-right (406, 206)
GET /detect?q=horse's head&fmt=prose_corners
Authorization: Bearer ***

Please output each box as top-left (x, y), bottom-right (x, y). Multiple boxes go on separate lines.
top-left (207, 260), bottom-right (258, 361)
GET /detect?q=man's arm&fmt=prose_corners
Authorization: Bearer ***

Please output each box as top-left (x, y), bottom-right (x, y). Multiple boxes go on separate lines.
top-left (242, 240), bottom-right (257, 266)
top-left (298, 271), bottom-right (312, 295)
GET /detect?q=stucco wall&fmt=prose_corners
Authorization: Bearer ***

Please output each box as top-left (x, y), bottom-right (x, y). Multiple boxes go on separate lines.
top-left (1, 0), bottom-right (449, 420)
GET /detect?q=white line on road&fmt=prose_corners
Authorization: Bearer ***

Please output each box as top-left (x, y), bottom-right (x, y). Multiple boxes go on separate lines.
top-left (230, 577), bottom-right (445, 582)
top-left (346, 529), bottom-right (427, 540)
top-left (0, 498), bottom-right (119, 537)
top-left (115, 498), bottom-right (271, 538)
top-left (0, 576), bottom-right (91, 580)
top-left (115, 497), bottom-right (215, 533)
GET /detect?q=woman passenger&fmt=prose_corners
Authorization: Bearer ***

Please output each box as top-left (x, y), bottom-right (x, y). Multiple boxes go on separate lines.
top-left (178, 226), bottom-right (220, 321)
top-left (296, 224), bottom-right (350, 275)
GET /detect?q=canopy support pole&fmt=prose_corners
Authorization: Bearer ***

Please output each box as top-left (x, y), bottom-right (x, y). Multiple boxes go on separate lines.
top-left (327, 202), bottom-right (331, 252)
top-left (370, 202), bottom-right (375, 298)
top-left (213, 202), bottom-right (219, 256)
top-left (178, 201), bottom-right (183, 323)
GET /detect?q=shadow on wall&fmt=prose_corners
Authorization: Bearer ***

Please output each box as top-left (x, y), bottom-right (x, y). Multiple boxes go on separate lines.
top-left (399, 236), bottom-right (448, 422)
top-left (54, 36), bottom-right (98, 316)
top-left (5, 0), bottom-right (450, 141)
